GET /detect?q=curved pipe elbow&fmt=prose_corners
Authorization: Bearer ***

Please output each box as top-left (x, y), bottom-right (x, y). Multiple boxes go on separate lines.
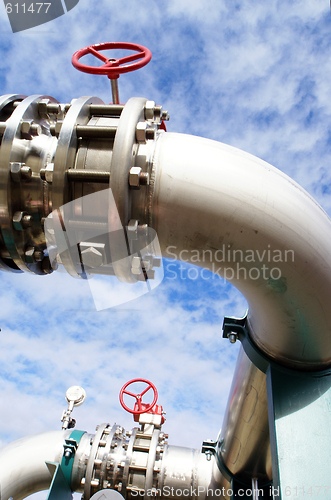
top-left (0, 430), bottom-right (73, 500)
top-left (151, 132), bottom-right (331, 370)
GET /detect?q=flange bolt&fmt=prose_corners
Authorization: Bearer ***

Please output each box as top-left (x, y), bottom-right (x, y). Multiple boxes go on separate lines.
top-left (13, 212), bottom-right (33, 231)
top-left (227, 332), bottom-right (238, 344)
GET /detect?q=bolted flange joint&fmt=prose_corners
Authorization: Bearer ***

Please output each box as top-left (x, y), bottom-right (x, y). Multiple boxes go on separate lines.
top-left (12, 211), bottom-right (33, 231)
top-left (144, 100), bottom-right (165, 123)
top-left (129, 166), bottom-right (149, 189)
top-left (136, 122), bottom-right (156, 143)
top-left (50, 121), bottom-right (63, 137)
top-left (161, 110), bottom-right (170, 121)
top-left (79, 242), bottom-right (106, 269)
top-left (24, 246), bottom-right (44, 264)
top-left (38, 98), bottom-right (61, 118)
top-left (10, 162), bottom-right (32, 183)
top-left (21, 120), bottom-right (41, 138)
top-left (40, 163), bottom-right (54, 184)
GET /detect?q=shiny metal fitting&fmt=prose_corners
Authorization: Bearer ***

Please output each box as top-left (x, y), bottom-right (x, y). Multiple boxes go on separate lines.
top-left (145, 101), bottom-right (163, 122)
top-left (129, 166), bottom-right (142, 188)
top-left (131, 255), bottom-right (142, 275)
top-left (12, 212), bottom-right (33, 231)
top-left (228, 332), bottom-right (238, 344)
top-left (129, 167), bottom-right (149, 188)
top-left (38, 98), bottom-right (61, 117)
top-left (24, 246), bottom-right (43, 264)
top-left (145, 100), bottom-right (156, 120)
top-left (146, 127), bottom-right (156, 141)
top-left (161, 110), bottom-right (170, 121)
top-left (80, 242), bottom-right (106, 268)
top-left (21, 120), bottom-right (41, 137)
top-left (40, 163), bottom-right (54, 184)
top-left (10, 162), bottom-right (32, 182)
top-left (136, 122), bottom-right (148, 143)
top-left (127, 219), bottom-right (139, 240)
top-left (50, 121), bottom-right (63, 137)
top-left (136, 122), bottom-right (156, 143)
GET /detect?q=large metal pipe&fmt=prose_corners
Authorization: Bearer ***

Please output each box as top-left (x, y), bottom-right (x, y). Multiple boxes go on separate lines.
top-left (150, 132), bottom-right (331, 371)
top-left (217, 347), bottom-right (271, 486)
top-left (149, 131), bottom-right (331, 487)
top-left (0, 424), bottom-right (214, 500)
top-left (148, 131), bottom-right (331, 490)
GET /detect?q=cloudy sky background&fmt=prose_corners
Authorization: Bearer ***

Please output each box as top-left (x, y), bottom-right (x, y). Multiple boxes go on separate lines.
top-left (0, 0), bottom-right (330, 497)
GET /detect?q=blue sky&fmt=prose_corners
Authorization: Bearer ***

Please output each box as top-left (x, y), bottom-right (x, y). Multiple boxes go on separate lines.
top-left (0, 0), bottom-right (330, 495)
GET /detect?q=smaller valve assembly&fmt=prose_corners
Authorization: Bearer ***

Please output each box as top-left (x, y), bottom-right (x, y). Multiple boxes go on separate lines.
top-left (58, 380), bottom-right (213, 500)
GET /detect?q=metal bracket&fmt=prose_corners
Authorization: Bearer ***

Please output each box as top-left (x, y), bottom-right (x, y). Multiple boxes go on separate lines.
top-left (63, 437), bottom-right (78, 457)
top-left (61, 429), bottom-right (86, 487)
top-left (201, 440), bottom-right (217, 461)
top-left (222, 316), bottom-right (271, 373)
top-left (222, 316), bottom-right (247, 340)
top-left (45, 462), bottom-right (72, 500)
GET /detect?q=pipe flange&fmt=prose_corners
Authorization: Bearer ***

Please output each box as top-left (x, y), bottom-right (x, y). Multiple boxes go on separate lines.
top-left (0, 95), bottom-right (24, 122)
top-left (84, 423), bottom-right (112, 500)
top-left (98, 425), bottom-right (118, 492)
top-left (0, 94), bottom-right (58, 274)
top-left (108, 97), bottom-right (147, 283)
top-left (52, 95), bottom-right (104, 278)
top-left (144, 429), bottom-right (161, 499)
top-left (0, 95), bottom-right (26, 272)
top-left (121, 427), bottom-right (138, 493)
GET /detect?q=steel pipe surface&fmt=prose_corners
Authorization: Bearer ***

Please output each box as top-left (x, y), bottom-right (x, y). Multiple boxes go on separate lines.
top-left (217, 347), bottom-right (271, 485)
top-left (0, 430), bottom-right (72, 500)
top-left (150, 132), bottom-right (331, 371)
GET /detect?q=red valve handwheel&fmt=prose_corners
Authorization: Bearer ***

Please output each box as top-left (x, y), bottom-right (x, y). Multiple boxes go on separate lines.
top-left (119, 378), bottom-right (158, 415)
top-left (72, 42), bottom-right (152, 79)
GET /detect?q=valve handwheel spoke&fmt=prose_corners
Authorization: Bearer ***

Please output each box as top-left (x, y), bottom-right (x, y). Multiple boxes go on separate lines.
top-left (122, 389), bottom-right (138, 398)
top-left (86, 46), bottom-right (110, 64)
top-left (119, 378), bottom-right (158, 415)
top-left (112, 52), bottom-right (146, 66)
top-left (140, 383), bottom-right (153, 397)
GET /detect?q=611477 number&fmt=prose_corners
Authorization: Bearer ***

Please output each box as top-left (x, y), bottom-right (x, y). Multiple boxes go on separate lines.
top-left (5, 3), bottom-right (51, 14)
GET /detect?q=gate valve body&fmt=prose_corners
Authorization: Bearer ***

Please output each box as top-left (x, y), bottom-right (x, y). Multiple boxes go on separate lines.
top-left (132, 402), bottom-right (165, 424)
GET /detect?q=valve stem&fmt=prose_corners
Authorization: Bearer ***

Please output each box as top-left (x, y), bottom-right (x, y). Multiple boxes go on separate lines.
top-left (110, 79), bottom-right (120, 105)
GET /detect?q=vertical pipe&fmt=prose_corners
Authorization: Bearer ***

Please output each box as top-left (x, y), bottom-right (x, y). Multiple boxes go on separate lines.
top-left (216, 347), bottom-right (271, 486)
